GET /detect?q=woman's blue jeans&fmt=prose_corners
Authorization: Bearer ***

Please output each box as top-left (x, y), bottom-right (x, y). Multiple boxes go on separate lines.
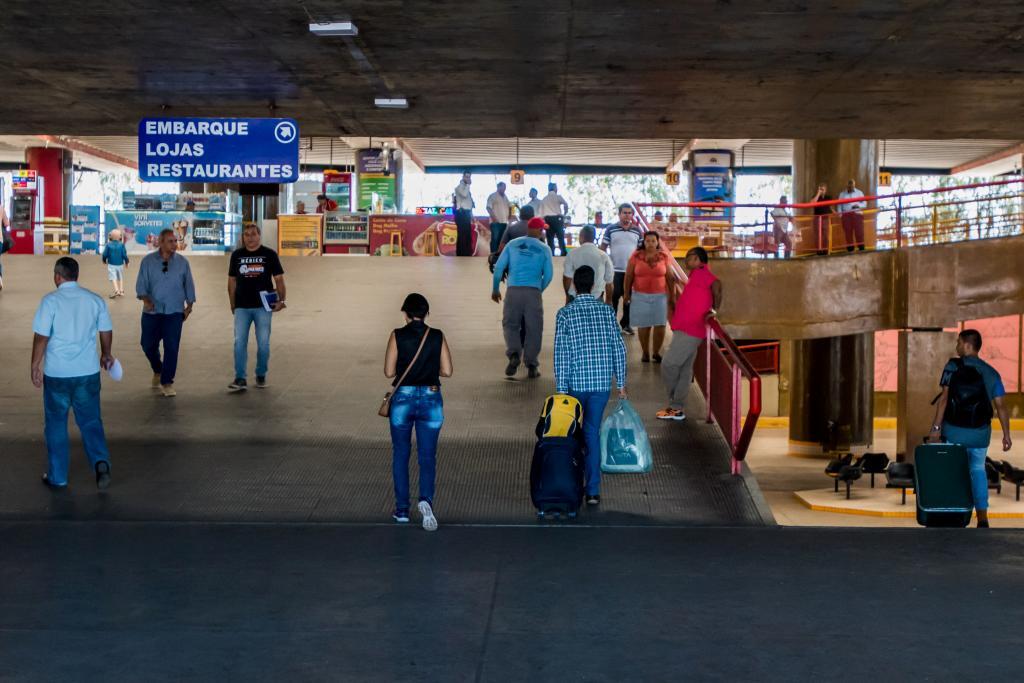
top-left (234, 308), bottom-right (273, 379)
top-left (389, 386), bottom-right (444, 511)
top-left (43, 373), bottom-right (110, 486)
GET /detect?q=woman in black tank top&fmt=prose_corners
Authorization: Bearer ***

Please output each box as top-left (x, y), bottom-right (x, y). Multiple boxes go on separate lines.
top-left (384, 293), bottom-right (453, 531)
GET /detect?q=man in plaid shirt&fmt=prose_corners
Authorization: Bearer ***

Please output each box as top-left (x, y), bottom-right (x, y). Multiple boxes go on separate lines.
top-left (554, 266), bottom-right (628, 505)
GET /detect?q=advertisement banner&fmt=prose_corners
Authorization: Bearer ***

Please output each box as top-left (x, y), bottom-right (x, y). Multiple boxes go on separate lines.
top-left (122, 192), bottom-right (177, 211)
top-left (278, 214), bottom-right (322, 256)
top-left (138, 117), bottom-right (299, 183)
top-left (691, 150), bottom-right (735, 219)
top-left (176, 192), bottom-right (227, 212)
top-left (368, 215), bottom-right (491, 256)
top-left (356, 149), bottom-right (396, 212)
top-left (12, 169), bottom-right (38, 191)
top-left (104, 211), bottom-right (234, 254)
top-left (69, 205), bottom-right (101, 255)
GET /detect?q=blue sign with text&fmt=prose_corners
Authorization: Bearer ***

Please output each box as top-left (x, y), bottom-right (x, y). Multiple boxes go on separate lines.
top-left (69, 205), bottom-right (101, 255)
top-left (138, 117), bottom-right (299, 183)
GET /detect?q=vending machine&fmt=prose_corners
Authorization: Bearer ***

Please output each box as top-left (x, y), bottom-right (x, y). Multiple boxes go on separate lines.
top-left (7, 170), bottom-right (45, 254)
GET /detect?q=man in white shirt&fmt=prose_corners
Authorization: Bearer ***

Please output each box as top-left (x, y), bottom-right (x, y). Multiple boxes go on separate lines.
top-left (563, 226), bottom-right (614, 305)
top-left (525, 188), bottom-right (543, 218)
top-left (600, 203), bottom-right (645, 335)
top-left (837, 179), bottom-right (867, 252)
top-left (770, 195), bottom-right (793, 259)
top-left (452, 171), bottom-right (475, 256)
top-left (540, 182), bottom-right (570, 256)
top-left (486, 181), bottom-right (511, 253)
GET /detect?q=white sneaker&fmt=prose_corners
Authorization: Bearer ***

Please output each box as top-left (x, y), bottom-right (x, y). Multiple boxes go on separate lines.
top-left (418, 500), bottom-right (438, 532)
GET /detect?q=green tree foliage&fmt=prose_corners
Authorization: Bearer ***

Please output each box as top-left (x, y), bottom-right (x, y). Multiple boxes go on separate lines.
top-left (564, 174), bottom-right (689, 220)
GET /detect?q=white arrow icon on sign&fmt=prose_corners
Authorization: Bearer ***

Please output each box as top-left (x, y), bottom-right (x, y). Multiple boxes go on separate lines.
top-left (274, 121), bottom-right (297, 144)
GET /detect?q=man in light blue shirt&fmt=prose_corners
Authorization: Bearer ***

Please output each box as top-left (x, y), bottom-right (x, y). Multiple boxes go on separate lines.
top-left (135, 228), bottom-right (196, 396)
top-left (491, 217), bottom-right (553, 378)
top-left (31, 257), bottom-right (114, 490)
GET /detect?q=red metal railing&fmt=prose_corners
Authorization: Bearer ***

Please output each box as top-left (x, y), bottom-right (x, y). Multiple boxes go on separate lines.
top-left (632, 176), bottom-right (1024, 258)
top-left (629, 201), bottom-right (762, 473)
top-left (693, 319), bottom-right (762, 475)
top-left (735, 341), bottom-right (780, 374)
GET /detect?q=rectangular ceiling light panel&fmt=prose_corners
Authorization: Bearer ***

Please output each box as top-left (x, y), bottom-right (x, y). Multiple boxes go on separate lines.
top-left (309, 22), bottom-right (358, 37)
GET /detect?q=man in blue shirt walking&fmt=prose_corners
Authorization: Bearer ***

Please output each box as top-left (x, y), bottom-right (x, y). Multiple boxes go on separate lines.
top-left (928, 328), bottom-right (1013, 528)
top-left (554, 266), bottom-right (628, 505)
top-left (31, 257), bottom-right (115, 490)
top-left (135, 228), bottom-right (197, 397)
top-left (491, 217), bottom-right (553, 378)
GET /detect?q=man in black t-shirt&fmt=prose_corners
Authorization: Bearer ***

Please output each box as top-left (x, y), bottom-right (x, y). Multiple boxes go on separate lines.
top-left (227, 223), bottom-right (286, 391)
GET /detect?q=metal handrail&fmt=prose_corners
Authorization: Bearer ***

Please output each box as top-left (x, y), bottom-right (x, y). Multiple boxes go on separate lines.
top-left (696, 318), bottom-right (762, 475)
top-left (632, 176), bottom-right (1024, 212)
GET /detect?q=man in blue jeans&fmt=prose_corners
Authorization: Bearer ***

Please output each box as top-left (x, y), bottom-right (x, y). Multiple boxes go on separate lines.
top-left (553, 266), bottom-right (628, 505)
top-left (227, 223), bottom-right (286, 391)
top-left (928, 328), bottom-right (1013, 528)
top-left (31, 257), bottom-right (115, 490)
top-left (135, 228), bottom-right (196, 397)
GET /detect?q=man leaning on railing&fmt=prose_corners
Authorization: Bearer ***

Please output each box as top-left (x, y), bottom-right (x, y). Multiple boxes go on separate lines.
top-left (658, 247), bottom-right (722, 421)
top-left (838, 179), bottom-right (867, 252)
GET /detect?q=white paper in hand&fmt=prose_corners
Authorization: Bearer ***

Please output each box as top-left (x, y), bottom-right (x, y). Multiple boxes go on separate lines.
top-left (107, 358), bottom-right (124, 382)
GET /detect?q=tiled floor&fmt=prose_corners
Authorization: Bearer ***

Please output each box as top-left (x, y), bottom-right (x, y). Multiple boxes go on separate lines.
top-left (0, 255), bottom-right (771, 526)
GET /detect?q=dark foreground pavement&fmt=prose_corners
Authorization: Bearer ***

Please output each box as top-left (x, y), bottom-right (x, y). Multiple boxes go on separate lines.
top-left (2, 522), bottom-right (1023, 682)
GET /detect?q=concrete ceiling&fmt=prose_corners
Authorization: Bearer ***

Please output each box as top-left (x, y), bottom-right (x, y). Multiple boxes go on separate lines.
top-left (2, 1), bottom-right (1024, 139)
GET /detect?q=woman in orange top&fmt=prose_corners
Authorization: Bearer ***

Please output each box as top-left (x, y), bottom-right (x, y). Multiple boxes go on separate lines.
top-left (623, 231), bottom-right (675, 362)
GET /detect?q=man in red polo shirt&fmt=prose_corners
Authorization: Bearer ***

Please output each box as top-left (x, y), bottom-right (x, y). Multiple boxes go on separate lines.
top-left (316, 194), bottom-right (339, 213)
top-left (657, 247), bottom-right (722, 421)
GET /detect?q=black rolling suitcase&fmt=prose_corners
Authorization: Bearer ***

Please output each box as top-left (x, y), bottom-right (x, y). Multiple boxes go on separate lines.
top-left (530, 437), bottom-right (584, 517)
top-left (530, 395), bottom-right (585, 518)
top-left (914, 443), bottom-right (974, 527)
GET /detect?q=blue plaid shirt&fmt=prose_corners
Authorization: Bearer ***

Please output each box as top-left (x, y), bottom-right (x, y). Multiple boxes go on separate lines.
top-left (554, 294), bottom-right (627, 393)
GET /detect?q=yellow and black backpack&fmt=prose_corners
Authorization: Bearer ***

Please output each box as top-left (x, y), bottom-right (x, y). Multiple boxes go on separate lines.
top-left (536, 394), bottom-right (584, 440)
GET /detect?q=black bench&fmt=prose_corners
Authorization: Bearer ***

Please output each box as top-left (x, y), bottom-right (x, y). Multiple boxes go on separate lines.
top-left (859, 452), bottom-right (890, 488)
top-left (885, 462), bottom-right (916, 505)
top-left (999, 461), bottom-right (1024, 501)
top-left (825, 453), bottom-right (853, 484)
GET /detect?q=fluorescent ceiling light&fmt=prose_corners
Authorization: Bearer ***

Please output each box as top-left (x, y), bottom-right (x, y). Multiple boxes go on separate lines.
top-left (375, 97), bottom-right (409, 109)
top-left (309, 21), bottom-right (358, 37)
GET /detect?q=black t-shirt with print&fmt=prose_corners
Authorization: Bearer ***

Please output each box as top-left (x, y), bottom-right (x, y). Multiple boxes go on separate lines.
top-left (228, 245), bottom-right (284, 309)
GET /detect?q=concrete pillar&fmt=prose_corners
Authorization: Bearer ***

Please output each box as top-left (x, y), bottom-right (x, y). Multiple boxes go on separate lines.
top-left (788, 140), bottom-right (879, 454)
top-left (898, 330), bottom-right (958, 462)
top-left (789, 334), bottom-right (875, 454)
top-left (25, 147), bottom-right (72, 221)
top-left (792, 139), bottom-right (878, 248)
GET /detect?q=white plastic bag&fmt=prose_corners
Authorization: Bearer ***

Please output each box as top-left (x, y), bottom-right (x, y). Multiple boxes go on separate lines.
top-left (600, 399), bottom-right (653, 473)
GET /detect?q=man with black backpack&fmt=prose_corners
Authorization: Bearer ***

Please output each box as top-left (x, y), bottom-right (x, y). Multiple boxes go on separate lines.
top-left (927, 329), bottom-right (1012, 527)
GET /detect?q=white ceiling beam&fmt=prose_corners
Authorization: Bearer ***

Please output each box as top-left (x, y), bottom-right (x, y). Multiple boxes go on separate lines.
top-left (950, 142), bottom-right (1024, 176)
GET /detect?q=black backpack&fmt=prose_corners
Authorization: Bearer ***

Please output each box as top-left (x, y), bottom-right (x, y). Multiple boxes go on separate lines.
top-left (942, 358), bottom-right (993, 429)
